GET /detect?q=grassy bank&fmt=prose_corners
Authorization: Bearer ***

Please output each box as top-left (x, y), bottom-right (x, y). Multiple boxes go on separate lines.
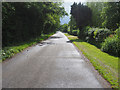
top-left (65, 33), bottom-right (119, 88)
top-left (1, 33), bottom-right (53, 62)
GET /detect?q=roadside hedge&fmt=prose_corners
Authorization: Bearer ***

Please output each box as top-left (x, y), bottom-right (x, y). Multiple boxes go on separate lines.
top-left (68, 26), bottom-right (119, 57)
top-left (68, 29), bottom-right (79, 36)
top-left (101, 35), bottom-right (119, 57)
top-left (86, 28), bottom-right (111, 43)
top-left (101, 27), bottom-right (120, 57)
top-left (72, 30), bottom-right (79, 36)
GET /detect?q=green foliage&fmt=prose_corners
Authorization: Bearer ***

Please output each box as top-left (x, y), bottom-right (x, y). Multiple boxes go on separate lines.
top-left (101, 27), bottom-right (120, 57)
top-left (67, 28), bottom-right (79, 36)
top-left (115, 27), bottom-right (120, 38)
top-left (101, 2), bottom-right (120, 30)
top-left (70, 2), bottom-right (92, 39)
top-left (2, 33), bottom-right (53, 61)
top-left (2, 2), bottom-right (67, 47)
top-left (70, 2), bottom-right (92, 30)
top-left (78, 26), bottom-right (91, 39)
top-left (67, 29), bottom-right (72, 34)
top-left (87, 27), bottom-right (111, 43)
top-left (87, 2), bottom-right (104, 27)
top-left (87, 2), bottom-right (120, 31)
top-left (67, 29), bottom-right (70, 34)
top-left (77, 26), bottom-right (112, 48)
top-left (68, 16), bottom-right (77, 33)
top-left (59, 24), bottom-right (68, 32)
top-left (71, 30), bottom-right (79, 36)
top-left (101, 34), bottom-right (120, 57)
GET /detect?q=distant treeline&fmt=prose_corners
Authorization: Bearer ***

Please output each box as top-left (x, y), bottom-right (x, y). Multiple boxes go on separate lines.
top-left (2, 2), bottom-right (67, 47)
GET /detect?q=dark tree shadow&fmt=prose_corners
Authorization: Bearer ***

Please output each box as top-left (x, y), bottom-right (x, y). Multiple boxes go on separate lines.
top-left (49, 36), bottom-right (62, 39)
top-left (66, 39), bottom-right (83, 43)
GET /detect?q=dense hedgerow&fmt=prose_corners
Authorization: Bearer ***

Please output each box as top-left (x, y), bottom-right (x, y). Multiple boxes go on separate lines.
top-left (67, 29), bottom-right (71, 34)
top-left (86, 27), bottom-right (111, 42)
top-left (78, 26), bottom-right (90, 39)
top-left (101, 35), bottom-right (119, 57)
top-left (68, 29), bottom-right (79, 36)
top-left (72, 30), bottom-right (79, 36)
top-left (101, 27), bottom-right (120, 57)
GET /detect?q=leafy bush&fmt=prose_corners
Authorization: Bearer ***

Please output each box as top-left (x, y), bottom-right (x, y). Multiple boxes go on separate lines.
top-left (67, 29), bottom-right (71, 34)
top-left (87, 27), bottom-right (96, 41)
top-left (95, 28), bottom-right (111, 42)
top-left (87, 27), bottom-right (111, 43)
top-left (83, 26), bottom-right (91, 36)
top-left (60, 24), bottom-right (68, 33)
top-left (78, 26), bottom-right (91, 39)
top-left (101, 35), bottom-right (120, 57)
top-left (72, 30), bottom-right (79, 36)
top-left (1, 33), bottom-right (53, 61)
top-left (68, 29), bottom-right (79, 36)
top-left (115, 27), bottom-right (120, 38)
top-left (2, 47), bottom-right (22, 61)
top-left (101, 27), bottom-right (120, 57)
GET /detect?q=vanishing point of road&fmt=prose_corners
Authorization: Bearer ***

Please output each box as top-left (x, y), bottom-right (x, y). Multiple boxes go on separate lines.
top-left (3, 31), bottom-right (111, 88)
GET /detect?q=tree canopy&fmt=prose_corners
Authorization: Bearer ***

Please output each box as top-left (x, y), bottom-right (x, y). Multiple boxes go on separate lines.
top-left (70, 2), bottom-right (92, 30)
top-left (87, 2), bottom-right (120, 30)
top-left (2, 2), bottom-right (67, 47)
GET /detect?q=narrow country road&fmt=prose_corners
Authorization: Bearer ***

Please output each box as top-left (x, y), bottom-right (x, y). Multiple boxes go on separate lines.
top-left (2, 31), bottom-right (110, 88)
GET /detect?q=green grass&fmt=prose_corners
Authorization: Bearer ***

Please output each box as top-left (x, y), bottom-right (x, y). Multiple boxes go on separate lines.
top-left (1, 33), bottom-right (53, 62)
top-left (64, 33), bottom-right (119, 88)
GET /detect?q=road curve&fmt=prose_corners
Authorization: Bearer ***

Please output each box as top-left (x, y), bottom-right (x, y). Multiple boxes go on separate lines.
top-left (2, 31), bottom-right (111, 88)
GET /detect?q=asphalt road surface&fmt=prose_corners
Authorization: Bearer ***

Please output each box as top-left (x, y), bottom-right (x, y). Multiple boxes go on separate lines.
top-left (2, 31), bottom-right (111, 88)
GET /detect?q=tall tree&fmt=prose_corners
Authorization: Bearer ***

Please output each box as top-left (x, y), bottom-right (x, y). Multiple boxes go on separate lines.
top-left (101, 2), bottom-right (120, 30)
top-left (70, 2), bottom-right (92, 38)
top-left (2, 2), bottom-right (67, 47)
top-left (68, 15), bottom-right (77, 33)
top-left (71, 2), bottom-right (92, 29)
top-left (87, 2), bottom-right (104, 27)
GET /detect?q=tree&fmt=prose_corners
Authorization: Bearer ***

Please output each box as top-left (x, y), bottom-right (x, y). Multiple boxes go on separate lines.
top-left (70, 2), bottom-right (92, 38)
top-left (68, 16), bottom-right (77, 33)
top-left (87, 2), bottom-right (104, 27)
top-left (101, 2), bottom-right (120, 31)
top-left (59, 24), bottom-right (68, 32)
top-left (2, 2), bottom-right (68, 47)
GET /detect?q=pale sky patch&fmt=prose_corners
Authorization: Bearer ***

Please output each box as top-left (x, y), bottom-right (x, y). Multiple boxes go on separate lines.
top-left (60, 0), bottom-right (87, 25)
top-left (63, 0), bottom-right (86, 3)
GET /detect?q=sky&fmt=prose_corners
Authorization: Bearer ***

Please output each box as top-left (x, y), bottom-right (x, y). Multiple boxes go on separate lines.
top-left (60, 2), bottom-right (73, 25)
top-left (60, 1), bottom-right (86, 25)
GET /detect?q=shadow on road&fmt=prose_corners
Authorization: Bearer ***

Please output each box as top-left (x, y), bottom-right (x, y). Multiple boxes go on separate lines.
top-left (39, 41), bottom-right (55, 46)
top-left (66, 41), bottom-right (72, 43)
top-left (66, 39), bottom-right (83, 43)
top-left (49, 36), bottom-right (62, 39)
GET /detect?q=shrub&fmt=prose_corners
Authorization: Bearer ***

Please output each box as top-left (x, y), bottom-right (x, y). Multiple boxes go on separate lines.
top-left (87, 27), bottom-right (111, 43)
top-left (72, 30), bottom-right (79, 36)
top-left (87, 27), bottom-right (96, 41)
top-left (68, 29), bottom-right (79, 36)
top-left (96, 28), bottom-right (111, 42)
top-left (101, 35), bottom-right (120, 57)
top-left (78, 26), bottom-right (91, 39)
top-left (115, 27), bottom-right (120, 38)
top-left (67, 29), bottom-right (71, 34)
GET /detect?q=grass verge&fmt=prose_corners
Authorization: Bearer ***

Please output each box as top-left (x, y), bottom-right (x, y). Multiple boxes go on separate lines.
top-left (64, 33), bottom-right (119, 88)
top-left (1, 33), bottom-right (53, 62)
